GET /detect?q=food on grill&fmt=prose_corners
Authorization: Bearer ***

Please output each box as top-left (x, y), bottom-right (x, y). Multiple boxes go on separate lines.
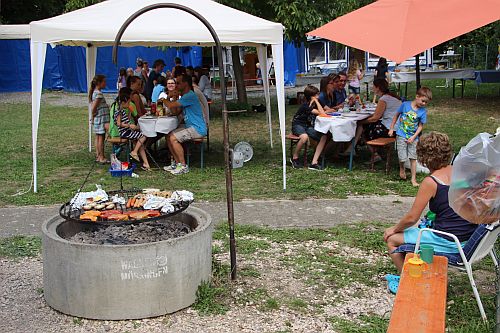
top-left (144, 210), bottom-right (161, 217)
top-left (106, 203), bottom-right (115, 210)
top-left (100, 210), bottom-right (122, 219)
top-left (79, 211), bottom-right (101, 221)
top-left (82, 205), bottom-right (92, 211)
top-left (107, 214), bottom-right (129, 221)
top-left (129, 211), bottom-right (150, 219)
top-left (95, 204), bottom-right (105, 210)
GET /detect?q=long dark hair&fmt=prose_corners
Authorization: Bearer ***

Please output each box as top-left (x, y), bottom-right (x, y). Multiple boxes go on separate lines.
top-left (376, 57), bottom-right (388, 72)
top-left (373, 78), bottom-right (399, 99)
top-left (112, 87), bottom-right (132, 110)
top-left (88, 74), bottom-right (105, 103)
top-left (126, 75), bottom-right (141, 89)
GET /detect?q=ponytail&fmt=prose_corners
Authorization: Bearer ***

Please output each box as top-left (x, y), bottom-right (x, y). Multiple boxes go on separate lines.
top-left (88, 74), bottom-right (105, 103)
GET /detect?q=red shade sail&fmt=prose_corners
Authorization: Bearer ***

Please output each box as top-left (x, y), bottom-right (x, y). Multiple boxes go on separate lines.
top-left (307, 0), bottom-right (499, 63)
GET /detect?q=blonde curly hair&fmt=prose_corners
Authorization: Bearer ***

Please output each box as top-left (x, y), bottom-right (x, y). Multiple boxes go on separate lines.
top-left (416, 131), bottom-right (452, 171)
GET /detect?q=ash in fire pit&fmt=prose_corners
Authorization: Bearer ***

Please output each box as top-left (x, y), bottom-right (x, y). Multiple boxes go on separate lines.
top-left (67, 218), bottom-right (191, 245)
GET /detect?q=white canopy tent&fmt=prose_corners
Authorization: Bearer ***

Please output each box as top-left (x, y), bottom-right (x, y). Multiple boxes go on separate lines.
top-left (29, 0), bottom-right (288, 193)
top-left (0, 24), bottom-right (30, 39)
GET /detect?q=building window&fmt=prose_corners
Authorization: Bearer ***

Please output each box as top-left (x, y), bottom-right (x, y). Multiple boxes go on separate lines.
top-left (328, 42), bottom-right (346, 62)
top-left (308, 41), bottom-right (326, 63)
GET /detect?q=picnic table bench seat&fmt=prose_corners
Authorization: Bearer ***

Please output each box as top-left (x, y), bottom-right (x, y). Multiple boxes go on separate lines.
top-left (387, 253), bottom-right (448, 333)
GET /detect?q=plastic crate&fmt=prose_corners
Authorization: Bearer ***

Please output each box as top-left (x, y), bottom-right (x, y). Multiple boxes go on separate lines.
top-left (109, 163), bottom-right (136, 177)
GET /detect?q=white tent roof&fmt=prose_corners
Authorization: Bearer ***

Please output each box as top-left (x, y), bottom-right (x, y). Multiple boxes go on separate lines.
top-left (29, 0), bottom-right (288, 193)
top-left (30, 0), bottom-right (283, 47)
top-left (0, 24), bottom-right (30, 39)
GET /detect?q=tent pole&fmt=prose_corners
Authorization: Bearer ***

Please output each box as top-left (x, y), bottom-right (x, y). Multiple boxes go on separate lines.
top-left (112, 3), bottom-right (237, 280)
top-left (415, 54), bottom-right (421, 91)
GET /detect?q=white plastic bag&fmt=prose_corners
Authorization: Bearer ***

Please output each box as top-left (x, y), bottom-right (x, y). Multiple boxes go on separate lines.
top-left (449, 133), bottom-right (500, 224)
top-left (110, 154), bottom-right (122, 171)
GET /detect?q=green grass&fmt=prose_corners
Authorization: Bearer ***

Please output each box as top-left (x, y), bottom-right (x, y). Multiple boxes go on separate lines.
top-left (0, 81), bottom-right (498, 206)
top-left (0, 235), bottom-right (41, 258)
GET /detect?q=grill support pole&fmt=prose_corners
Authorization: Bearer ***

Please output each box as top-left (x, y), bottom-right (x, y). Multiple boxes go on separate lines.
top-left (112, 3), bottom-right (237, 280)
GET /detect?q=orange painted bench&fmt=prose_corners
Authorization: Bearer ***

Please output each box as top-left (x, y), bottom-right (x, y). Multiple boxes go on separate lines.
top-left (387, 253), bottom-right (448, 333)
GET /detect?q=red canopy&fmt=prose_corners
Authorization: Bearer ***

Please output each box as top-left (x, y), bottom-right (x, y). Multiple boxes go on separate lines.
top-left (307, 0), bottom-right (499, 63)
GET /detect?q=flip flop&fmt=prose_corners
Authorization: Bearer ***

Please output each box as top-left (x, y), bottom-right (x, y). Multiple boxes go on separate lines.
top-left (385, 274), bottom-right (400, 283)
top-left (130, 152), bottom-right (140, 162)
top-left (141, 166), bottom-right (152, 172)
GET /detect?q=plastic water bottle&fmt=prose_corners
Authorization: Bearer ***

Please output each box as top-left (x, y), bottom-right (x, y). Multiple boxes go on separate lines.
top-left (343, 98), bottom-right (350, 113)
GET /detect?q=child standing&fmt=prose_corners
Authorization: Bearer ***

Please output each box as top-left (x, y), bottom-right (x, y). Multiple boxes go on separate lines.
top-left (117, 67), bottom-right (127, 90)
top-left (347, 60), bottom-right (364, 97)
top-left (89, 74), bottom-right (110, 164)
top-left (388, 87), bottom-right (432, 186)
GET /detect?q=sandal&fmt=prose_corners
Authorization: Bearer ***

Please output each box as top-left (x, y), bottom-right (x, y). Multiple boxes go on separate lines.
top-left (130, 152), bottom-right (140, 162)
top-left (141, 166), bottom-right (152, 172)
top-left (385, 274), bottom-right (400, 294)
top-left (387, 280), bottom-right (399, 294)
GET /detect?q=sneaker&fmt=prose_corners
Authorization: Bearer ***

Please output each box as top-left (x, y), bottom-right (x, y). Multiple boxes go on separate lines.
top-left (373, 154), bottom-right (383, 163)
top-left (163, 163), bottom-right (176, 171)
top-left (170, 164), bottom-right (189, 175)
top-left (290, 158), bottom-right (301, 169)
top-left (308, 163), bottom-right (324, 171)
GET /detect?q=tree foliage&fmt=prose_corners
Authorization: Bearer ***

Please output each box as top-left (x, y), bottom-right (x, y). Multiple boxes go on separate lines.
top-left (218, 0), bottom-right (373, 43)
top-left (64, 0), bottom-right (101, 12)
top-left (0, 0), bottom-right (66, 24)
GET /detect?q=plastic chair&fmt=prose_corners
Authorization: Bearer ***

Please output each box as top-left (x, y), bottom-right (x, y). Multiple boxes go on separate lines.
top-left (395, 222), bottom-right (499, 320)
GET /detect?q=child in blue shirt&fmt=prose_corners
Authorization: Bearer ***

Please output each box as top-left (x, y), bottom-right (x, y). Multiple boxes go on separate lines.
top-left (151, 76), bottom-right (166, 103)
top-left (389, 87), bottom-right (432, 186)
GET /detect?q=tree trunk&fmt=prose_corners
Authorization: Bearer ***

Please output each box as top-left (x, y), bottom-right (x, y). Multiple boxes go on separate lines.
top-left (231, 46), bottom-right (248, 105)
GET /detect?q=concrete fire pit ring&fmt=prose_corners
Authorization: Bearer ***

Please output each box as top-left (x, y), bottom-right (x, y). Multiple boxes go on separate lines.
top-left (42, 206), bottom-right (212, 320)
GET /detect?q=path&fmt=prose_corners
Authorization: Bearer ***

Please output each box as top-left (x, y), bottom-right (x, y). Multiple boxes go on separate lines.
top-left (0, 195), bottom-right (413, 237)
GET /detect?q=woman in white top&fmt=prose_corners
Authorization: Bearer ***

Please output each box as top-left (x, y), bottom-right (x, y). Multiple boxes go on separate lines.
top-left (194, 67), bottom-right (212, 101)
top-left (361, 78), bottom-right (402, 161)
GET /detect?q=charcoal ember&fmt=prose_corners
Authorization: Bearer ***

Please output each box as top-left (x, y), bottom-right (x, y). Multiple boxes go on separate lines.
top-left (67, 219), bottom-right (191, 245)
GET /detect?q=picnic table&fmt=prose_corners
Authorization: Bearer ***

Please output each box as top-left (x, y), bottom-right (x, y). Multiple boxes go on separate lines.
top-left (314, 108), bottom-right (375, 170)
top-left (391, 68), bottom-right (475, 98)
top-left (137, 115), bottom-right (178, 138)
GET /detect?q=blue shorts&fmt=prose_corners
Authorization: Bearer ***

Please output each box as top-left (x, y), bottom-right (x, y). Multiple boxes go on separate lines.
top-left (403, 227), bottom-right (466, 254)
top-left (292, 123), bottom-right (322, 142)
top-left (348, 85), bottom-right (360, 94)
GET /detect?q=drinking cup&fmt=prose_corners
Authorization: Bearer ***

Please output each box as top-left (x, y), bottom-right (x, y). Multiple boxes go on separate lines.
top-left (407, 257), bottom-right (428, 278)
top-left (418, 245), bottom-right (434, 264)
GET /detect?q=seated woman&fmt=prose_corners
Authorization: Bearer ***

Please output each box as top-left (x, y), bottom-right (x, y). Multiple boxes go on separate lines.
top-left (290, 85), bottom-right (326, 170)
top-left (113, 87), bottom-right (151, 171)
top-left (318, 75), bottom-right (338, 111)
top-left (384, 132), bottom-right (477, 288)
top-left (346, 78), bottom-right (401, 159)
top-left (127, 76), bottom-right (147, 120)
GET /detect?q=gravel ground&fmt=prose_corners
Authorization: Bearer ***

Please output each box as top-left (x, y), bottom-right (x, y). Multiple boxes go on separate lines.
top-left (0, 235), bottom-right (395, 333)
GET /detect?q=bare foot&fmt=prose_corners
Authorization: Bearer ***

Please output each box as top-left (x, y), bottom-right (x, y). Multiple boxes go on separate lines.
top-left (399, 170), bottom-right (407, 180)
top-left (412, 181), bottom-right (419, 187)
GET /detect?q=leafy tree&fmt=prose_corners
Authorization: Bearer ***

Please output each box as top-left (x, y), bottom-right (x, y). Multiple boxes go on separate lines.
top-left (0, 0), bottom-right (66, 24)
top-left (64, 0), bottom-right (101, 12)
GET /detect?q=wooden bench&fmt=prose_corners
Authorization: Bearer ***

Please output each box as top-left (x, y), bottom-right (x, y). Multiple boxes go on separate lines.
top-left (366, 137), bottom-right (396, 173)
top-left (388, 253), bottom-right (448, 333)
top-left (286, 133), bottom-right (308, 168)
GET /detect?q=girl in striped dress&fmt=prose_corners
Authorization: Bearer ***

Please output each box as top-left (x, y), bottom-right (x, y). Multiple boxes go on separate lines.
top-left (89, 75), bottom-right (110, 164)
top-left (114, 87), bottom-right (151, 171)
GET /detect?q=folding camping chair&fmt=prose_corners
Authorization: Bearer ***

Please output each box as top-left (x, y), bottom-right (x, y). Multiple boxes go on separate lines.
top-left (395, 222), bottom-right (500, 320)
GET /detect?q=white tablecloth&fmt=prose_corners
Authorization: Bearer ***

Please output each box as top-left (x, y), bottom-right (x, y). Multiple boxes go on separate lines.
top-left (138, 116), bottom-right (179, 138)
top-left (390, 68), bottom-right (475, 83)
top-left (314, 112), bottom-right (372, 142)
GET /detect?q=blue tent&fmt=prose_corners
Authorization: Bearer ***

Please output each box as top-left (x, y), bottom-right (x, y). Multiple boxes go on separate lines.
top-left (0, 39), bottom-right (202, 93)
